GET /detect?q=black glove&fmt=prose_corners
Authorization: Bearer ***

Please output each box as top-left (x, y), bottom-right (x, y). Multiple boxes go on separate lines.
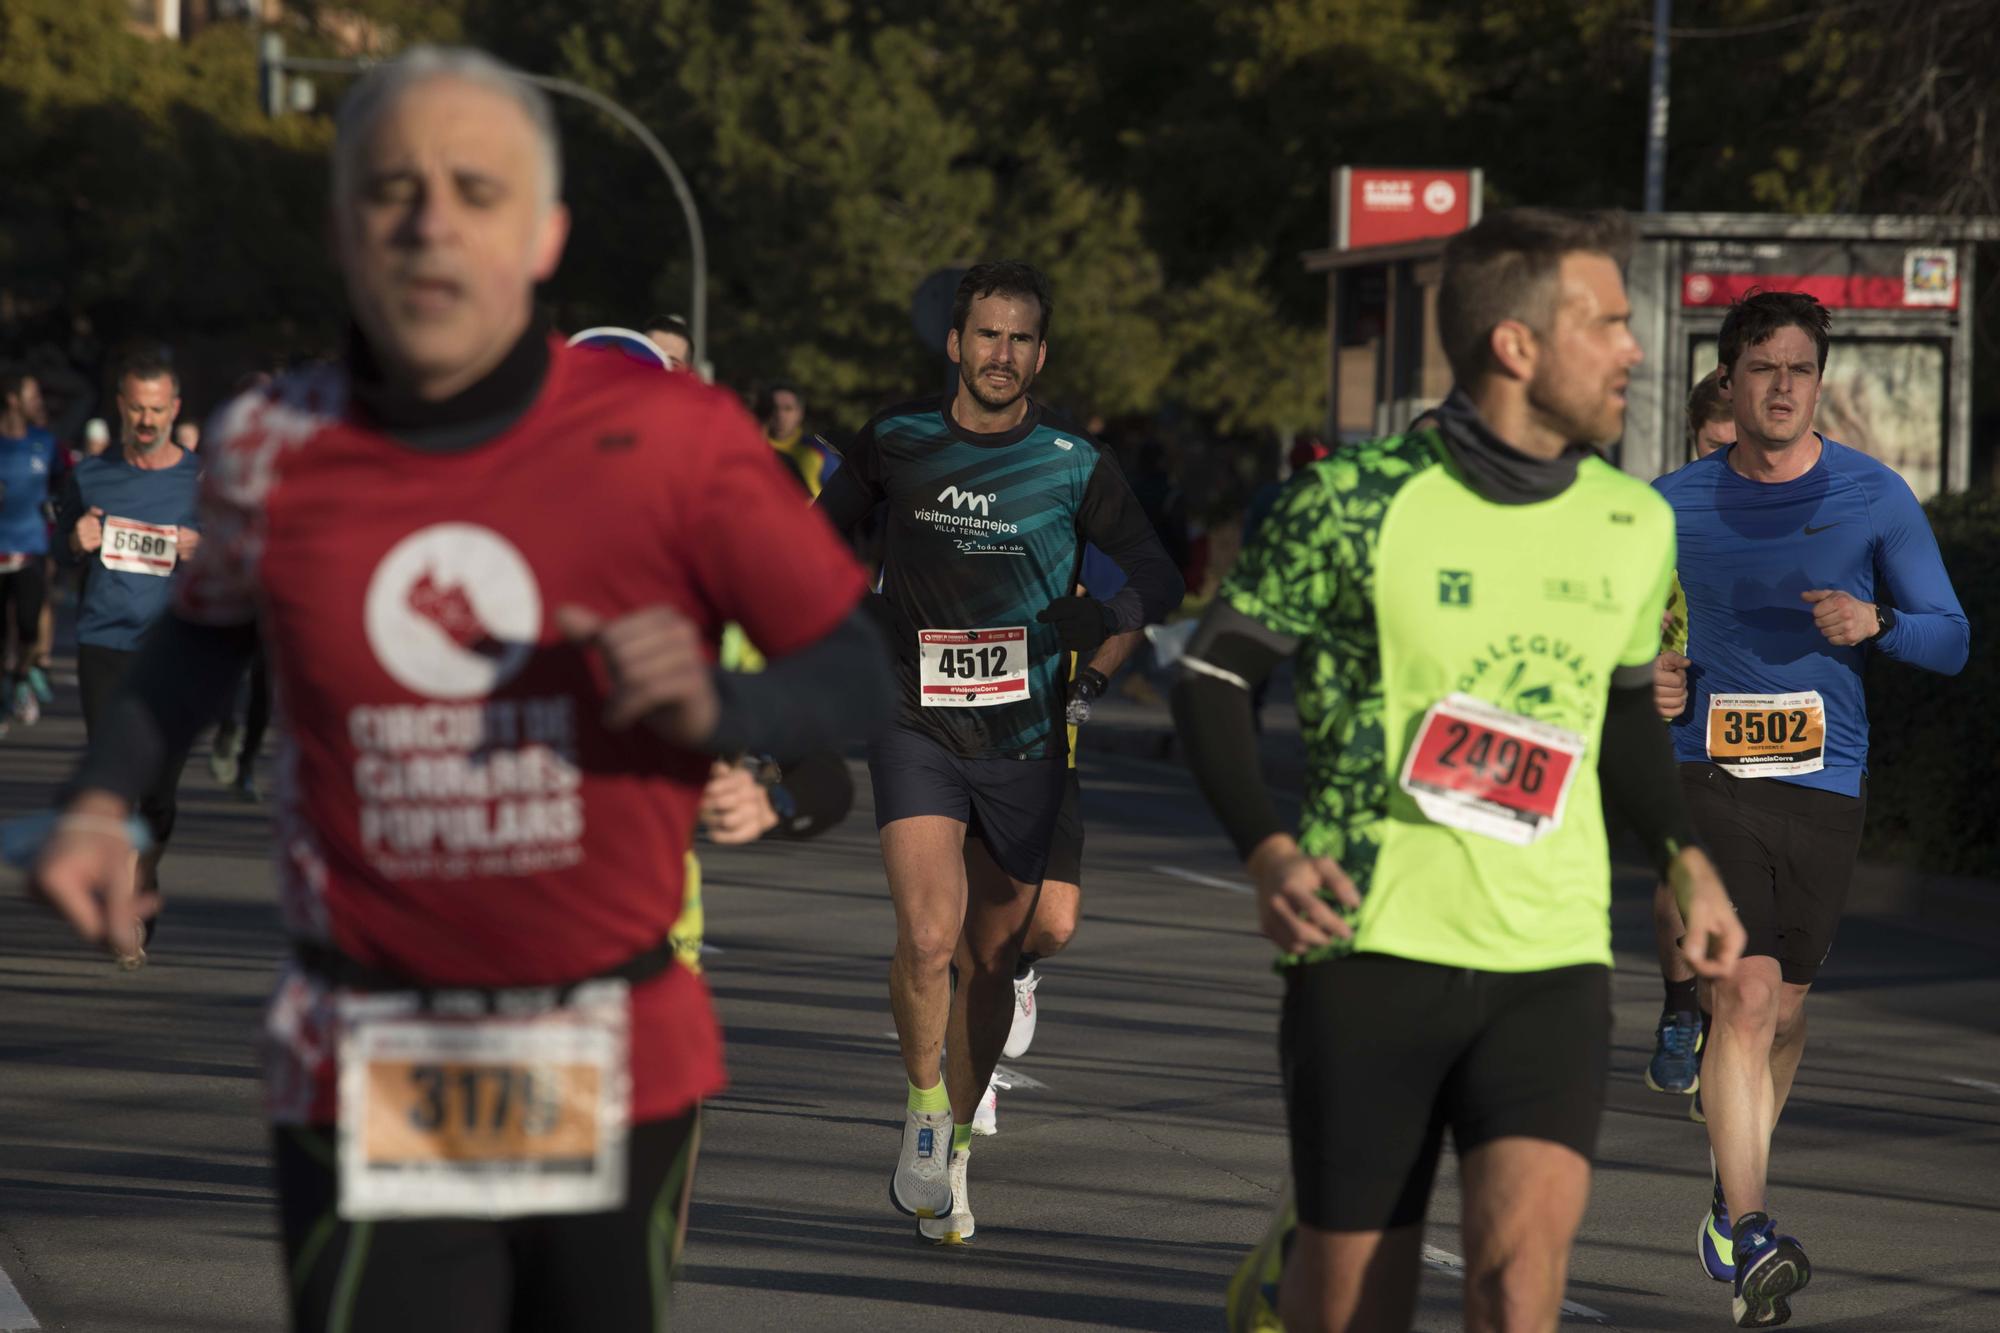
top-left (1065, 666), bottom-right (1109, 726)
top-left (1037, 596), bottom-right (1115, 655)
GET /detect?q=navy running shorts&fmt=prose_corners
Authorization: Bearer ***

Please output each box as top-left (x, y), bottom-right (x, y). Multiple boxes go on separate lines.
top-left (867, 725), bottom-right (1066, 885)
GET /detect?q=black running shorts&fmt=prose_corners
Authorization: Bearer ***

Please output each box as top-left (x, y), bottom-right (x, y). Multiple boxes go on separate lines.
top-left (1679, 762), bottom-right (1865, 986)
top-left (278, 1112), bottom-right (698, 1333)
top-left (1281, 953), bottom-right (1611, 1232)
top-left (973, 768), bottom-right (1084, 886)
top-left (867, 724), bottom-right (1066, 885)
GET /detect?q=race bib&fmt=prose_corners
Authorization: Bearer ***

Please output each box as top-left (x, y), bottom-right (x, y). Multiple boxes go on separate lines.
top-left (1398, 693), bottom-right (1586, 846)
top-left (101, 516), bottom-right (178, 577)
top-left (1706, 691), bottom-right (1825, 777)
top-left (918, 627), bottom-right (1028, 708)
top-left (335, 981), bottom-right (631, 1221)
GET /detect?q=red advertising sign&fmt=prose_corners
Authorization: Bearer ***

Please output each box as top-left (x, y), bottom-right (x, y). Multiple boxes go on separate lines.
top-left (1336, 167), bottom-right (1482, 250)
top-left (1679, 240), bottom-right (1959, 310)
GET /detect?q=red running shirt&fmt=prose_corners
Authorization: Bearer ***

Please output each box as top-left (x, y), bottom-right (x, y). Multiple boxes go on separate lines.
top-left (176, 340), bottom-right (869, 1125)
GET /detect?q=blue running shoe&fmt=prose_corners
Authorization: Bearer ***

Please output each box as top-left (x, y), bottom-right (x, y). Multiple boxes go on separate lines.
top-left (25, 665), bottom-right (52, 705)
top-left (1647, 1010), bottom-right (1702, 1094)
top-left (1732, 1212), bottom-right (1810, 1327)
top-left (1698, 1176), bottom-right (1734, 1282)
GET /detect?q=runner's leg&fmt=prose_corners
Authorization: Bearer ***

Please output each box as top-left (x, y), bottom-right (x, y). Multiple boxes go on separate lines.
top-left (1458, 1139), bottom-right (1591, 1332)
top-left (945, 851), bottom-right (1038, 1123)
top-left (1277, 1224), bottom-right (1423, 1333)
top-left (1706, 955), bottom-right (1783, 1218)
top-left (882, 815), bottom-right (970, 1088)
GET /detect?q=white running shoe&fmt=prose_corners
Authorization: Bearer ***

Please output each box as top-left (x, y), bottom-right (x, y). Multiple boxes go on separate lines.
top-left (970, 1071), bottom-right (1014, 1136)
top-left (918, 1148), bottom-right (975, 1244)
top-left (890, 1104), bottom-right (954, 1218)
top-left (1003, 968), bottom-right (1040, 1059)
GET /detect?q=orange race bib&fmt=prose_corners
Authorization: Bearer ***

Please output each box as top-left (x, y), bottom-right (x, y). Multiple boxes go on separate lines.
top-left (335, 981), bottom-right (630, 1220)
top-left (1705, 692), bottom-right (1825, 778)
top-left (1398, 693), bottom-right (1586, 846)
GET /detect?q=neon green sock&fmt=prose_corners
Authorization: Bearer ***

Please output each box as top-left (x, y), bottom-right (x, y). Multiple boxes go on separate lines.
top-left (907, 1078), bottom-right (949, 1115)
top-left (952, 1123), bottom-right (972, 1154)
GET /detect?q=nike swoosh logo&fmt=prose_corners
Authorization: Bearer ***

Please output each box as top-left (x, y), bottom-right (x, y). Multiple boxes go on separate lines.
top-left (1803, 523), bottom-right (1839, 535)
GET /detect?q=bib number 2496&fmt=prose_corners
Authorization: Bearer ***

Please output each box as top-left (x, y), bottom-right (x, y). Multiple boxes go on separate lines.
top-left (1398, 693), bottom-right (1585, 846)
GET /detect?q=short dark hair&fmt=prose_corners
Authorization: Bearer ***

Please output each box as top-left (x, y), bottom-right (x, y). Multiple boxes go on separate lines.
top-left (1685, 367), bottom-right (1730, 448)
top-left (1716, 289), bottom-right (1832, 376)
top-left (950, 260), bottom-right (1052, 341)
top-left (0, 366), bottom-right (32, 407)
top-left (755, 380), bottom-right (802, 421)
top-left (644, 313), bottom-right (690, 338)
top-left (115, 348), bottom-right (179, 395)
top-left (1437, 207), bottom-right (1635, 384)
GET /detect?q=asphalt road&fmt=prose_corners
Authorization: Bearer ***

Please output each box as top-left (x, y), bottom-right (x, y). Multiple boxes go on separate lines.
top-left (3, 669), bottom-right (1998, 1332)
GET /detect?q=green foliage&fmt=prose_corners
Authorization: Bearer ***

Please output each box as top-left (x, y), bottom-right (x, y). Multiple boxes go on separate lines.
top-left (1862, 492), bottom-right (1999, 877)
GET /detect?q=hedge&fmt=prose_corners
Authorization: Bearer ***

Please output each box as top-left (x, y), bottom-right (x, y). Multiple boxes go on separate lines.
top-left (1862, 489), bottom-right (1998, 878)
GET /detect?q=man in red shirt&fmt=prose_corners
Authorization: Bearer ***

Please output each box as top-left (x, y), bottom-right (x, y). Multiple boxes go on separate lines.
top-left (32, 44), bottom-right (887, 1332)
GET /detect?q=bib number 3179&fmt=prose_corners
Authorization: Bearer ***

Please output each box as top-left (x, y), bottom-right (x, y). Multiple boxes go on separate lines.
top-left (1398, 693), bottom-right (1586, 846)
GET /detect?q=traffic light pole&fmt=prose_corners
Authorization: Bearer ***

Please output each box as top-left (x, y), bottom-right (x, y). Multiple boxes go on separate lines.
top-left (259, 40), bottom-right (711, 375)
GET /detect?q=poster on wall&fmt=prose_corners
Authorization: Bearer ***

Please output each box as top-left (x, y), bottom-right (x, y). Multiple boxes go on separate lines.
top-left (1691, 338), bottom-right (1946, 501)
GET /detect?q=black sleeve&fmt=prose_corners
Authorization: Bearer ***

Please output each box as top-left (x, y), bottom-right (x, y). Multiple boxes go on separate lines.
top-left (1598, 681), bottom-right (1697, 877)
top-left (765, 750), bottom-right (854, 841)
top-left (814, 420), bottom-right (885, 537)
top-left (707, 602), bottom-right (894, 757)
top-left (1078, 454), bottom-right (1186, 632)
top-left (1169, 601), bottom-right (1298, 859)
top-left (70, 615), bottom-right (258, 805)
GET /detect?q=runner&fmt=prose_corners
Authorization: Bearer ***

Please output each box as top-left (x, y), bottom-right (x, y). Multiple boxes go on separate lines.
top-left (51, 349), bottom-right (202, 965)
top-left (30, 45), bottom-right (889, 1332)
top-left (970, 545), bottom-right (1145, 1136)
top-left (1645, 366), bottom-right (1739, 1101)
top-left (759, 381), bottom-right (840, 497)
top-left (1176, 207), bottom-right (1744, 1333)
top-left (0, 368), bottom-right (61, 727)
top-left (1654, 289), bottom-right (1967, 1327)
top-left (816, 259), bottom-right (1183, 1242)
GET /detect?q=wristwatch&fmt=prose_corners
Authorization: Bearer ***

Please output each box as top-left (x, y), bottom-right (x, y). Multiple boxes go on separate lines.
top-left (1868, 604), bottom-right (1896, 642)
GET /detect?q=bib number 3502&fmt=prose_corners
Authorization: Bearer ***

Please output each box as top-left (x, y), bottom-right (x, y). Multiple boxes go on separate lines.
top-left (1705, 691), bottom-right (1825, 777)
top-left (1398, 693), bottom-right (1586, 846)
top-left (918, 627), bottom-right (1028, 708)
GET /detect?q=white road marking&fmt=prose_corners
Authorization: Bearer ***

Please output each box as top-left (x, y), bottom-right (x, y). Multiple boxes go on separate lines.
top-left (991, 1063), bottom-right (1046, 1090)
top-left (1422, 1246), bottom-right (1610, 1324)
top-left (1947, 1076), bottom-right (2000, 1097)
top-left (1151, 864), bottom-right (1251, 894)
top-left (0, 1261), bottom-right (40, 1331)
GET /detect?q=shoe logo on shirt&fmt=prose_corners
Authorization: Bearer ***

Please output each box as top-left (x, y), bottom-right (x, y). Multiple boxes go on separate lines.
top-left (364, 523), bottom-right (542, 699)
top-left (1803, 522), bottom-right (1839, 535)
top-left (1438, 570), bottom-right (1473, 607)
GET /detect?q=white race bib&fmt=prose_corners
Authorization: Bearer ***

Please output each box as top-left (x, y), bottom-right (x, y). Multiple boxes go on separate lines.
top-left (1398, 693), bottom-right (1587, 846)
top-left (335, 981), bottom-right (631, 1220)
top-left (1705, 691), bottom-right (1825, 777)
top-left (100, 516), bottom-right (178, 576)
top-left (918, 627), bottom-right (1029, 708)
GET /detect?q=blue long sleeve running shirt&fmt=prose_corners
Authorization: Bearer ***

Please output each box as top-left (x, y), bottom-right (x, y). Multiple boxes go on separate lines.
top-left (1653, 436), bottom-right (1968, 797)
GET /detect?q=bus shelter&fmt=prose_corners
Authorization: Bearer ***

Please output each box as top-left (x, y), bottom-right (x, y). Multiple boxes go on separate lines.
top-left (1304, 213), bottom-right (2000, 496)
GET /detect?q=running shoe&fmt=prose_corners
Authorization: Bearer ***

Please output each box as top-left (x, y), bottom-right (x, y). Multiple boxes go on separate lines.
top-left (1003, 967), bottom-right (1040, 1059)
top-left (1699, 1173), bottom-right (1735, 1282)
top-left (1646, 1009), bottom-right (1702, 1095)
top-left (210, 721), bottom-right (242, 786)
top-left (233, 775), bottom-right (262, 804)
top-left (1225, 1193), bottom-right (1295, 1332)
top-left (25, 665), bottom-right (52, 705)
top-left (970, 1071), bottom-right (1013, 1137)
top-left (113, 915), bottom-right (151, 972)
top-left (889, 1105), bottom-right (954, 1218)
top-left (11, 677), bottom-right (39, 726)
top-left (1731, 1212), bottom-right (1810, 1327)
top-left (917, 1148), bottom-right (974, 1244)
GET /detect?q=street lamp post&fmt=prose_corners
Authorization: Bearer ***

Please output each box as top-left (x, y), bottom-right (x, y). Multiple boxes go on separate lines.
top-left (257, 37), bottom-right (710, 375)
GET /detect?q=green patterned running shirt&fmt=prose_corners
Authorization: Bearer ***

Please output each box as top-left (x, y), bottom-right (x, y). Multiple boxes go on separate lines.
top-left (1221, 430), bottom-right (1675, 972)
